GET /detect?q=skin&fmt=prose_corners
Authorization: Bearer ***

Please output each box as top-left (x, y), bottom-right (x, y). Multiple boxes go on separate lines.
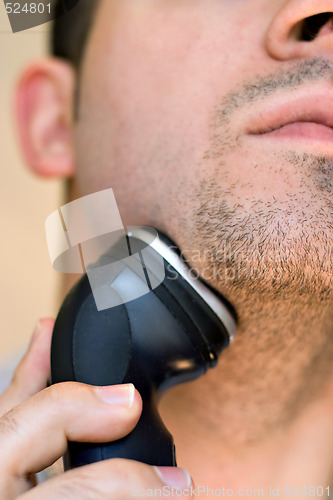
top-left (3, 0), bottom-right (333, 497)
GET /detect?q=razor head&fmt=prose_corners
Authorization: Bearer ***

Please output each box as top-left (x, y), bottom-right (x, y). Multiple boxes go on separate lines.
top-left (89, 226), bottom-right (237, 366)
top-left (51, 227), bottom-right (237, 389)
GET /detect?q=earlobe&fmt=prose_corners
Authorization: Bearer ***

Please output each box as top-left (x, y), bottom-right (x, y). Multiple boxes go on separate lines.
top-left (15, 58), bottom-right (76, 178)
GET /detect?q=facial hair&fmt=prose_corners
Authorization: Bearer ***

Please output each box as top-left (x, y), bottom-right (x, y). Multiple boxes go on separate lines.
top-left (173, 57), bottom-right (333, 442)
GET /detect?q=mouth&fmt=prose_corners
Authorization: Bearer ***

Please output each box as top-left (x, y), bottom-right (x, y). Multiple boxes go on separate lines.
top-left (256, 121), bottom-right (333, 141)
top-left (247, 88), bottom-right (333, 149)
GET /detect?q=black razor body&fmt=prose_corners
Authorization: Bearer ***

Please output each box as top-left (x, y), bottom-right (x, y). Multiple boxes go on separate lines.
top-left (51, 231), bottom-right (236, 469)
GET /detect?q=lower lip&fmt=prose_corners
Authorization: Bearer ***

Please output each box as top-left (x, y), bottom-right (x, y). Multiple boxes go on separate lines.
top-left (254, 122), bottom-right (333, 141)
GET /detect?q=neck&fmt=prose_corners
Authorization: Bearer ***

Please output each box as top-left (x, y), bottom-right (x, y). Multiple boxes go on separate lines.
top-left (160, 382), bottom-right (333, 493)
top-left (160, 295), bottom-right (333, 491)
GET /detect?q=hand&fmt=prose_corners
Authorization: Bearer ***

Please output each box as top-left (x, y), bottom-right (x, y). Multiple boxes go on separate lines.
top-left (0, 319), bottom-right (194, 499)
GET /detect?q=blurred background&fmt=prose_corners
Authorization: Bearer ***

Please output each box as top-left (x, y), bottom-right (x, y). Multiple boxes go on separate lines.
top-left (0, 5), bottom-right (61, 369)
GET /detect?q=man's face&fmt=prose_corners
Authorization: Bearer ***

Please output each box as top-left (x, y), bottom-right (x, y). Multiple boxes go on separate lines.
top-left (75, 0), bottom-right (333, 308)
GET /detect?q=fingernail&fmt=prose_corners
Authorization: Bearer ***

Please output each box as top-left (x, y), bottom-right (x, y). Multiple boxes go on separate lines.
top-left (29, 320), bottom-right (42, 348)
top-left (154, 466), bottom-right (192, 490)
top-left (96, 383), bottom-right (135, 407)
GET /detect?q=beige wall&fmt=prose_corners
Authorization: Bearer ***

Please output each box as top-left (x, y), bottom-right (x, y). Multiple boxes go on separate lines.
top-left (0, 8), bottom-right (61, 361)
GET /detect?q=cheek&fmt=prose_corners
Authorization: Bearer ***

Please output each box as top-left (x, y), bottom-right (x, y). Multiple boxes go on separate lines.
top-left (79, 1), bottom-right (255, 161)
top-left (75, 0), bottom-right (275, 220)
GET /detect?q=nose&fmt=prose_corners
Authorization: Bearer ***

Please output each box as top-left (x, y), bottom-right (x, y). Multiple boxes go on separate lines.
top-left (266, 0), bottom-right (333, 60)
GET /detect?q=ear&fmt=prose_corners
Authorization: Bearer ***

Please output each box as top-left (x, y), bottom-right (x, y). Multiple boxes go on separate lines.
top-left (15, 58), bottom-right (76, 178)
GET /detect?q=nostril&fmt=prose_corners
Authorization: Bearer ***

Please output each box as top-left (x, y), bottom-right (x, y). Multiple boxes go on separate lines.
top-left (300, 12), bottom-right (333, 42)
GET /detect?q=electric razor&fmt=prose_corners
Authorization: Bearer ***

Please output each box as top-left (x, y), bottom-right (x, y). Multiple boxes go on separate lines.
top-left (50, 227), bottom-right (237, 469)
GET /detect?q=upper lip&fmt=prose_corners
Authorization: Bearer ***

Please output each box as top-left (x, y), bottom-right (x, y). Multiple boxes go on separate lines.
top-left (247, 86), bottom-right (333, 135)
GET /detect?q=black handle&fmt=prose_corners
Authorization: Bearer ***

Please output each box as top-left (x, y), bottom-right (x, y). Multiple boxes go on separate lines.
top-left (51, 231), bottom-right (234, 471)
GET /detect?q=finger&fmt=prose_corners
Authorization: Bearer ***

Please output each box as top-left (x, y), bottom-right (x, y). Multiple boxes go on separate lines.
top-left (17, 459), bottom-right (194, 500)
top-left (0, 318), bottom-right (54, 417)
top-left (0, 382), bottom-right (142, 478)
